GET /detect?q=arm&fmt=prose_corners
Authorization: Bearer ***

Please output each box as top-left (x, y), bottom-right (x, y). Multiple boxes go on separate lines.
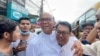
top-left (82, 41), bottom-right (99, 56)
top-left (13, 40), bottom-right (26, 53)
top-left (72, 40), bottom-right (83, 56)
top-left (13, 45), bottom-right (26, 54)
top-left (86, 27), bottom-right (97, 43)
top-left (86, 22), bottom-right (100, 43)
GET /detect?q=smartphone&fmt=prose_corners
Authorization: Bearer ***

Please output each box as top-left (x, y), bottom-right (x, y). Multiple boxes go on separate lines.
top-left (20, 40), bottom-right (27, 47)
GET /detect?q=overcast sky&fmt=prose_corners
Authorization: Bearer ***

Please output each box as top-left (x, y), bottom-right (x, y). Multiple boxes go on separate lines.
top-left (44, 0), bottom-right (100, 23)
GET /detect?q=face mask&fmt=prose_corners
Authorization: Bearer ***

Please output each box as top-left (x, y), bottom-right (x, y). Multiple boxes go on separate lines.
top-left (19, 30), bottom-right (30, 35)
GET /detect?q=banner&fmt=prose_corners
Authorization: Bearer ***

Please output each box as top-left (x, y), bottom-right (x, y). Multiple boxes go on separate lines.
top-left (7, 0), bottom-right (28, 20)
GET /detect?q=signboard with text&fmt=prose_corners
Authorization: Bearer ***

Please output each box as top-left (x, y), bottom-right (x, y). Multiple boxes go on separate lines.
top-left (7, 0), bottom-right (28, 20)
top-left (30, 18), bottom-right (37, 24)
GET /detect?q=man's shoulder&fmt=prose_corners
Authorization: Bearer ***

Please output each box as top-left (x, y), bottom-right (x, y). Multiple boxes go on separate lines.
top-left (63, 36), bottom-right (77, 48)
top-left (30, 32), bottom-right (38, 37)
top-left (94, 41), bottom-right (100, 51)
top-left (69, 36), bottom-right (77, 42)
top-left (28, 32), bottom-right (38, 41)
top-left (93, 41), bottom-right (100, 46)
top-left (29, 36), bottom-right (41, 46)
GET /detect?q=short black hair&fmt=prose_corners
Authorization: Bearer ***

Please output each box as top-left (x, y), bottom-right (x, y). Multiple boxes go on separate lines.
top-left (82, 23), bottom-right (94, 29)
top-left (56, 21), bottom-right (72, 32)
top-left (0, 19), bottom-right (17, 39)
top-left (18, 17), bottom-right (30, 23)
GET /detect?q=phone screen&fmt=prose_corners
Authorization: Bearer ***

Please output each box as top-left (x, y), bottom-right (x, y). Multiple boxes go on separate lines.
top-left (20, 40), bottom-right (27, 46)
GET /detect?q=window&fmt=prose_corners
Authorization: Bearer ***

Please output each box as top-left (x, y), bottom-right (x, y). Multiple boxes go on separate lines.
top-left (79, 15), bottom-right (86, 25)
top-left (86, 15), bottom-right (96, 24)
top-left (86, 9), bottom-right (96, 18)
top-left (79, 15), bottom-right (86, 30)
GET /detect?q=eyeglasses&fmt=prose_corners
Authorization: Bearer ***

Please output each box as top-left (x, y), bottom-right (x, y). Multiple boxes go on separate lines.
top-left (39, 18), bottom-right (53, 22)
top-left (56, 30), bottom-right (70, 36)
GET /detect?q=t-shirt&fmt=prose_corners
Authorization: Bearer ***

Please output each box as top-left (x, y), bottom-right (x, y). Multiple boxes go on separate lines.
top-left (11, 32), bottom-right (37, 56)
top-left (81, 39), bottom-right (91, 45)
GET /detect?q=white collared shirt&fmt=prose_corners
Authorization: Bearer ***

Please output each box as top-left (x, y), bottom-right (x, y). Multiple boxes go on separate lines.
top-left (26, 31), bottom-right (61, 56)
top-left (61, 36), bottom-right (77, 56)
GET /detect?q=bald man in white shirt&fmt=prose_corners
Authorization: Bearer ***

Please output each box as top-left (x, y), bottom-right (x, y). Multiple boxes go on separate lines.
top-left (26, 12), bottom-right (83, 56)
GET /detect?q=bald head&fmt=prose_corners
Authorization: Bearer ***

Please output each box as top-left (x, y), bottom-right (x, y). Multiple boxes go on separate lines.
top-left (39, 12), bottom-right (55, 34)
top-left (96, 8), bottom-right (100, 22)
top-left (40, 12), bottom-right (55, 21)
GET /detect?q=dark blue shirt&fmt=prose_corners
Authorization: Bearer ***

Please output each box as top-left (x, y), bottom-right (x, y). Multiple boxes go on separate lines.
top-left (81, 39), bottom-right (91, 45)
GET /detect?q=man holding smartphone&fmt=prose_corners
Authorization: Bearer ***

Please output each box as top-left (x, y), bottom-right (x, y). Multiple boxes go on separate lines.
top-left (12, 18), bottom-right (37, 56)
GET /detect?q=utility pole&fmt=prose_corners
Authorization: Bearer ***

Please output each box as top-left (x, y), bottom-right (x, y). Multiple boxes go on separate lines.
top-left (39, 0), bottom-right (44, 19)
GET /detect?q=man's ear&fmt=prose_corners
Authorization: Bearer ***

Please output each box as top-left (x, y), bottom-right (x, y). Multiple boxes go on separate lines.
top-left (3, 32), bottom-right (10, 39)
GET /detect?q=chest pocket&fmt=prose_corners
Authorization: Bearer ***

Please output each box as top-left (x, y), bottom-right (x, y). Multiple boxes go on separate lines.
top-left (39, 40), bottom-right (58, 56)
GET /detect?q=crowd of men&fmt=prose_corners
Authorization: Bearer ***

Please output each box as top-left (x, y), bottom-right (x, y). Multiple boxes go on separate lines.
top-left (0, 9), bottom-right (100, 56)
